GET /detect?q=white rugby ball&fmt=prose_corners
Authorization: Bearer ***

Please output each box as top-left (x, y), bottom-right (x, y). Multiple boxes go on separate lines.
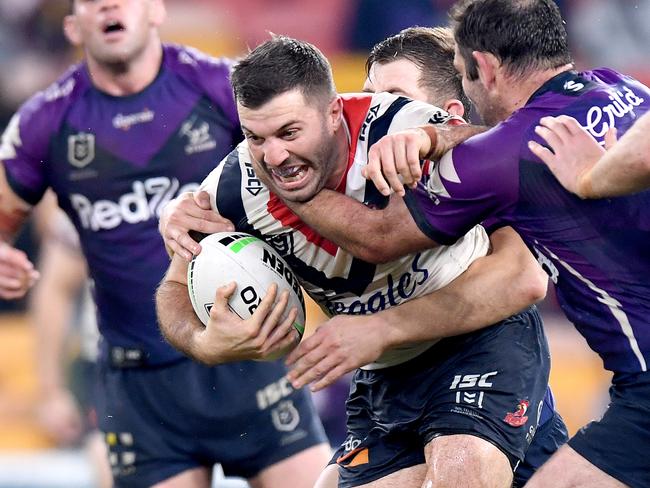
top-left (187, 232), bottom-right (306, 338)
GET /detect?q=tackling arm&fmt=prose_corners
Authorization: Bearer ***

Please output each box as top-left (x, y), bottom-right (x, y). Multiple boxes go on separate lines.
top-left (374, 226), bottom-right (547, 346)
top-left (285, 192), bottom-right (435, 264)
top-left (287, 226), bottom-right (548, 390)
top-left (363, 124), bottom-right (487, 196)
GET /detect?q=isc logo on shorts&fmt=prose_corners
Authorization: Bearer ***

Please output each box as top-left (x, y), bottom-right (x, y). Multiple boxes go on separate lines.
top-left (449, 371), bottom-right (497, 409)
top-left (256, 377), bottom-right (294, 410)
top-left (449, 371), bottom-right (497, 389)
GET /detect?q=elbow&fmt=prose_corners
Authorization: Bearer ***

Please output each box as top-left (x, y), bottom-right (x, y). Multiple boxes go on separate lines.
top-left (519, 262), bottom-right (548, 305)
top-left (353, 240), bottom-right (403, 264)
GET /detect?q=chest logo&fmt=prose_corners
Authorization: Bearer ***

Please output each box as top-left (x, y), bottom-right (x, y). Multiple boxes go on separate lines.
top-left (112, 108), bottom-right (155, 130)
top-left (180, 116), bottom-right (217, 155)
top-left (67, 132), bottom-right (95, 168)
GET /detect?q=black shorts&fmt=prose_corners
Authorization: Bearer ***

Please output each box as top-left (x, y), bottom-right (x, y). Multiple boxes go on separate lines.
top-left (95, 356), bottom-right (328, 487)
top-left (569, 370), bottom-right (650, 488)
top-left (332, 306), bottom-right (551, 488)
top-left (513, 407), bottom-right (569, 487)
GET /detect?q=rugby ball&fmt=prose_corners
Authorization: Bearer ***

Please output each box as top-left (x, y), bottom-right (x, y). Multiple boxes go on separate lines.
top-left (187, 232), bottom-right (306, 338)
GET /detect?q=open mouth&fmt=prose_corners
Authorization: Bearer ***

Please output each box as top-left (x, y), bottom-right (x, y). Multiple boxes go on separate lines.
top-left (270, 164), bottom-right (310, 189)
top-left (103, 19), bottom-right (126, 35)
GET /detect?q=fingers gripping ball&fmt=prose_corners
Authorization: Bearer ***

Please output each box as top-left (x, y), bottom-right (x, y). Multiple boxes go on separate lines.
top-left (187, 232), bottom-right (306, 338)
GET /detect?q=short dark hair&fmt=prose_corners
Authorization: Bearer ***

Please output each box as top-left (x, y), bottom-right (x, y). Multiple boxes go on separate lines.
top-left (451, 0), bottom-right (572, 81)
top-left (231, 35), bottom-right (336, 109)
top-left (366, 26), bottom-right (471, 116)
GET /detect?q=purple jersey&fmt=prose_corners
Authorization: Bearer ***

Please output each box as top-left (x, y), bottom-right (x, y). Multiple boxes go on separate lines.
top-left (406, 69), bottom-right (650, 374)
top-left (0, 45), bottom-right (241, 364)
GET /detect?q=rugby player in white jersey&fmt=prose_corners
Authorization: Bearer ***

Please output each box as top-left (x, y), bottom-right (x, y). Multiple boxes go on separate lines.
top-left (157, 36), bottom-right (556, 488)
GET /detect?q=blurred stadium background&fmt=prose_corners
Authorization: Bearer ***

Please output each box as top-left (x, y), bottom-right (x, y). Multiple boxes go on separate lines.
top-left (1, 0), bottom-right (649, 486)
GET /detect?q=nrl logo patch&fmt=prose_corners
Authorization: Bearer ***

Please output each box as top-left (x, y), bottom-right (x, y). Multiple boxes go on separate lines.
top-left (271, 400), bottom-right (300, 432)
top-left (67, 132), bottom-right (95, 168)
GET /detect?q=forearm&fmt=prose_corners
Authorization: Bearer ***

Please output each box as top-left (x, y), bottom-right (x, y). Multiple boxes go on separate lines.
top-left (32, 287), bottom-right (73, 394)
top-left (30, 243), bottom-right (85, 395)
top-left (581, 113), bottom-right (650, 198)
top-left (155, 280), bottom-right (206, 362)
top-left (374, 228), bottom-right (547, 348)
top-left (288, 192), bottom-right (434, 263)
top-left (420, 124), bottom-right (488, 160)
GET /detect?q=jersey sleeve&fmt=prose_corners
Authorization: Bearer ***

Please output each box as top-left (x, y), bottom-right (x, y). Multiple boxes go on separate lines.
top-left (0, 94), bottom-right (54, 205)
top-left (198, 143), bottom-right (250, 228)
top-left (383, 94), bottom-right (459, 133)
top-left (403, 123), bottom-right (520, 245)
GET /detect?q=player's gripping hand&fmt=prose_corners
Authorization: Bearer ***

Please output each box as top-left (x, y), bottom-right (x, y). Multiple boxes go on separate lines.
top-left (528, 115), bottom-right (617, 198)
top-left (361, 127), bottom-right (432, 197)
top-left (195, 282), bottom-right (300, 364)
top-left (159, 191), bottom-right (235, 260)
top-left (0, 242), bottom-right (39, 299)
top-left (285, 314), bottom-right (388, 392)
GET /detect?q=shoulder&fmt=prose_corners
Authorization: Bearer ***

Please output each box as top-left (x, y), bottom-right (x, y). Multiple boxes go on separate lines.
top-left (342, 92), bottom-right (449, 122)
top-left (0, 63), bottom-right (89, 164)
top-left (162, 44), bottom-right (237, 116)
top-left (14, 64), bottom-right (88, 137)
top-left (163, 43), bottom-right (234, 80)
top-left (199, 142), bottom-right (270, 230)
top-left (200, 142), bottom-right (264, 206)
top-left (341, 92), bottom-right (452, 145)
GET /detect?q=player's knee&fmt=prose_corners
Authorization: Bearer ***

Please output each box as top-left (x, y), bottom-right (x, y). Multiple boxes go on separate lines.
top-left (425, 434), bottom-right (513, 488)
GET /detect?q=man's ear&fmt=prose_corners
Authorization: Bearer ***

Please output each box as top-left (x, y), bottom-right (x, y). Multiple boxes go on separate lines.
top-left (328, 96), bottom-right (344, 131)
top-left (473, 51), bottom-right (500, 92)
top-left (63, 15), bottom-right (82, 47)
top-left (443, 99), bottom-right (465, 118)
top-left (150, 0), bottom-right (167, 27)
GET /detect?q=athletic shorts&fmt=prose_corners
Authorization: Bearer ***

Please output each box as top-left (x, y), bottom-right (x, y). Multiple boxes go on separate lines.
top-left (513, 407), bottom-right (569, 487)
top-left (95, 356), bottom-right (328, 487)
top-left (332, 306), bottom-right (551, 488)
top-left (569, 369), bottom-right (650, 488)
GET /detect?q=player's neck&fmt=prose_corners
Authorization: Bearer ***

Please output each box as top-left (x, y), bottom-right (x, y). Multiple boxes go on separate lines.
top-left (503, 64), bottom-right (574, 117)
top-left (325, 121), bottom-right (351, 190)
top-left (85, 39), bottom-right (163, 97)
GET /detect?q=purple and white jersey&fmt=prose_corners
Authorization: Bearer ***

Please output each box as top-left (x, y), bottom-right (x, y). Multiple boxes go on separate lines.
top-left (406, 69), bottom-right (650, 373)
top-left (0, 45), bottom-right (241, 364)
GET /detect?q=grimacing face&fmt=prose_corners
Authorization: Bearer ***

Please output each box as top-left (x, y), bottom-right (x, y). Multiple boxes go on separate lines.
top-left (66, 0), bottom-right (164, 66)
top-left (363, 59), bottom-right (432, 102)
top-left (239, 89), bottom-right (345, 203)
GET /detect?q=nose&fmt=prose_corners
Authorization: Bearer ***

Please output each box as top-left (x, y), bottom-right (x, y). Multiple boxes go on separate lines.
top-left (262, 139), bottom-right (289, 167)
